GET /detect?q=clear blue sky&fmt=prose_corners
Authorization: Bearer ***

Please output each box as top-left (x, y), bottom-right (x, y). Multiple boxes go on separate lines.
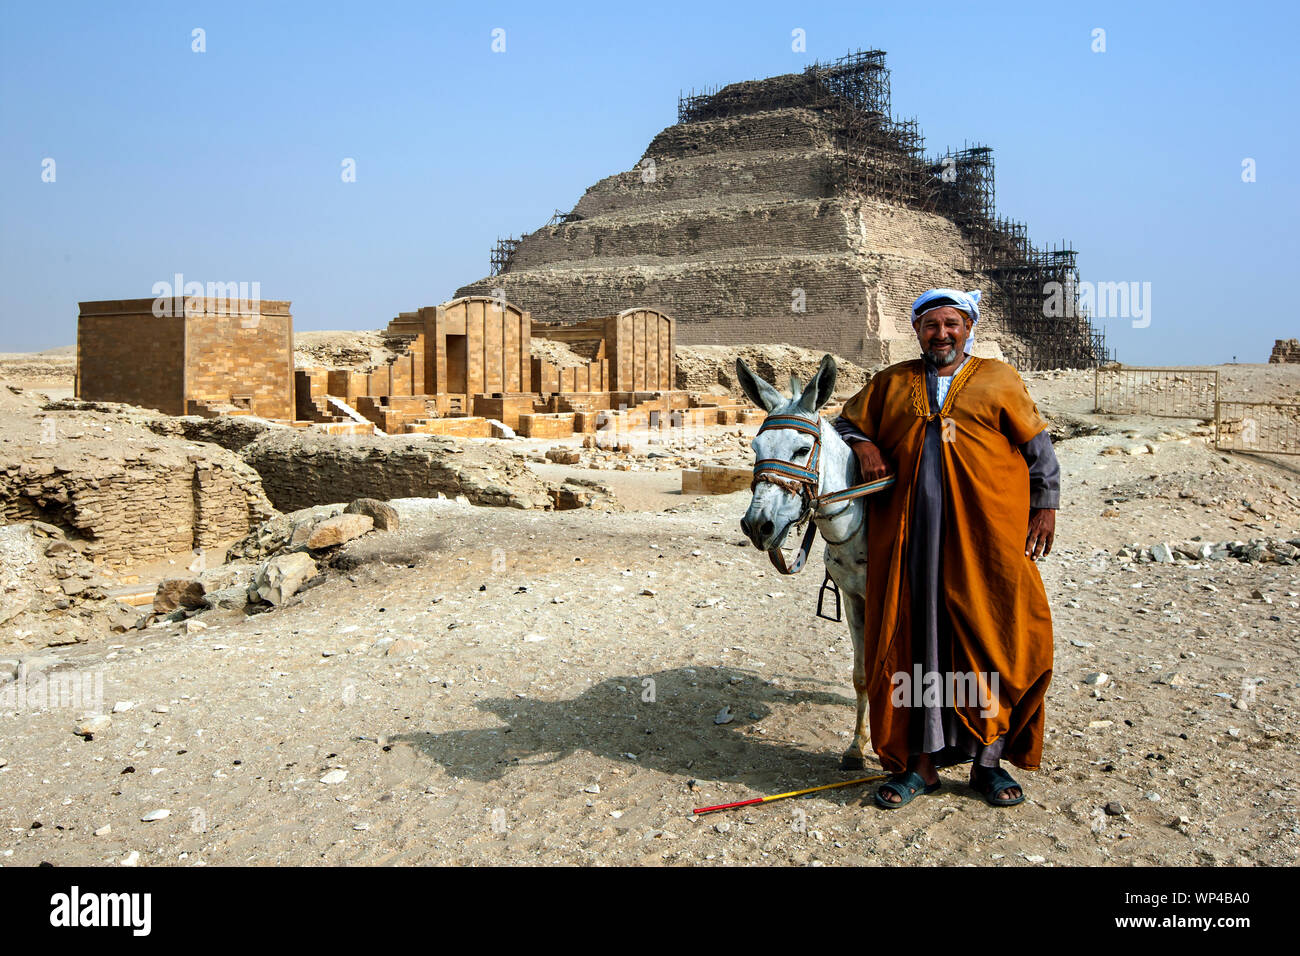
top-left (2, 0), bottom-right (1296, 364)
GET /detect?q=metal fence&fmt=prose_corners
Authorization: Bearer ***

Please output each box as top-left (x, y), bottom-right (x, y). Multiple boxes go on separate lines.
top-left (1214, 401), bottom-right (1300, 456)
top-left (1094, 366), bottom-right (1219, 418)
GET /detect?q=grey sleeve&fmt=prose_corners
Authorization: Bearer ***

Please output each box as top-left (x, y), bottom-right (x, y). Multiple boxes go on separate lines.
top-left (1019, 429), bottom-right (1060, 510)
top-left (832, 416), bottom-right (873, 445)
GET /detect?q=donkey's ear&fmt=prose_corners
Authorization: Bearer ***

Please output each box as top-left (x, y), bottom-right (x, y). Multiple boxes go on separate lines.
top-left (798, 354), bottom-right (838, 414)
top-left (736, 358), bottom-right (785, 412)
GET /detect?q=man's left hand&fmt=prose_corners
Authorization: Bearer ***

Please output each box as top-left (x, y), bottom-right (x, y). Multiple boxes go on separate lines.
top-left (1025, 508), bottom-right (1056, 560)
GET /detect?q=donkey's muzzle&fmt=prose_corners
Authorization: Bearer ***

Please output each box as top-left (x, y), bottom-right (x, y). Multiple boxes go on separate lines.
top-left (740, 514), bottom-right (785, 551)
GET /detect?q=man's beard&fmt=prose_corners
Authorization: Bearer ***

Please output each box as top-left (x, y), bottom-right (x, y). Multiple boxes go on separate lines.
top-left (922, 342), bottom-right (959, 367)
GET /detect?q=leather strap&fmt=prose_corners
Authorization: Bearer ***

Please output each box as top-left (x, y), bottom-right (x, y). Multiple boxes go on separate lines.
top-left (753, 412), bottom-right (896, 575)
top-left (767, 519), bottom-right (819, 574)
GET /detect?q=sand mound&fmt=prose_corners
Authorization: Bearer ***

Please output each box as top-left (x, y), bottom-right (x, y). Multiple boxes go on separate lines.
top-left (293, 330), bottom-right (404, 370)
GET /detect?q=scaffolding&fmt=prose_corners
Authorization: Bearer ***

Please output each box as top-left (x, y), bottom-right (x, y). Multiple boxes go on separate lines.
top-left (815, 49), bottom-right (891, 115)
top-left (986, 243), bottom-right (1112, 369)
top-left (489, 209), bottom-right (584, 277)
top-left (544, 209), bottom-right (582, 226)
top-left (674, 49), bottom-right (1113, 369)
top-left (489, 237), bottom-right (521, 277)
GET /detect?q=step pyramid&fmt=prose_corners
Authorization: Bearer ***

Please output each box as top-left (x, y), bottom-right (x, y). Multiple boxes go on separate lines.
top-left (457, 51), bottom-right (1103, 371)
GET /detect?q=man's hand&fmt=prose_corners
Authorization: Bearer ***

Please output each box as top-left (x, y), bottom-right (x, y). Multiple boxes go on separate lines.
top-left (1025, 508), bottom-right (1056, 560)
top-left (851, 439), bottom-right (891, 481)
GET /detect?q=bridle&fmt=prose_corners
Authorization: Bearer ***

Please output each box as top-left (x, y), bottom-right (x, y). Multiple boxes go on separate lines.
top-left (750, 412), bottom-right (895, 575)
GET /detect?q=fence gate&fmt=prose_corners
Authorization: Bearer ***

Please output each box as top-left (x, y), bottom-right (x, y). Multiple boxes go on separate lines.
top-left (1214, 401), bottom-right (1300, 455)
top-left (1093, 366), bottom-right (1219, 418)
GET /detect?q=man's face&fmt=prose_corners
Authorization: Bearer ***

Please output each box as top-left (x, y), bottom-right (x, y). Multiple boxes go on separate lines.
top-left (915, 306), bottom-right (972, 368)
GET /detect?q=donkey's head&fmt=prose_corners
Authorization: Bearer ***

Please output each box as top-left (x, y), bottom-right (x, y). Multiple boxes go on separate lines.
top-left (737, 354), bottom-right (837, 551)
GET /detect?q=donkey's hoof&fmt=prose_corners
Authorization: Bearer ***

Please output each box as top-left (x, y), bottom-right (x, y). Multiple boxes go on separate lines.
top-left (840, 754), bottom-right (866, 771)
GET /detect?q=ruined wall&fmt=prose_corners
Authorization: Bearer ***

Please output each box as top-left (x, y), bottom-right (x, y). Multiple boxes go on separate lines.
top-left (76, 302), bottom-right (186, 415)
top-left (240, 429), bottom-right (555, 512)
top-left (1, 438), bottom-right (275, 570)
top-left (1270, 338), bottom-right (1300, 364)
top-left (319, 334), bottom-right (425, 405)
top-left (532, 358), bottom-right (608, 393)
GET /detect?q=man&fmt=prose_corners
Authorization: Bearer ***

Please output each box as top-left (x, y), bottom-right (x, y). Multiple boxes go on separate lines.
top-left (833, 288), bottom-right (1059, 808)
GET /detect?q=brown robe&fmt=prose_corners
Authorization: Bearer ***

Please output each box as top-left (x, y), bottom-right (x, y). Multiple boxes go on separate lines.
top-left (838, 356), bottom-right (1054, 773)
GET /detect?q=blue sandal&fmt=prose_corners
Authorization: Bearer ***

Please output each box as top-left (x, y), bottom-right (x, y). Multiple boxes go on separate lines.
top-left (874, 771), bottom-right (941, 809)
top-left (971, 764), bottom-right (1026, 807)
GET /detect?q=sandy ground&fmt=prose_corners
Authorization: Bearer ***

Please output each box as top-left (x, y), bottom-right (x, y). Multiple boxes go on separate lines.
top-left (1, 360), bottom-right (1298, 866)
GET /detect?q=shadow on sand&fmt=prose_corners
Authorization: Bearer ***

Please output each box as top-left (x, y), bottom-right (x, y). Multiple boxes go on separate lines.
top-left (391, 666), bottom-right (874, 799)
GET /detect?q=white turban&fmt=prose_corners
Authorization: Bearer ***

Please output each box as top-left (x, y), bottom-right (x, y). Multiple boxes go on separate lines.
top-left (911, 288), bottom-right (981, 354)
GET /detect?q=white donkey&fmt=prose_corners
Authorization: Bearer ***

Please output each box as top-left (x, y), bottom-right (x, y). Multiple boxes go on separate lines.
top-left (736, 354), bottom-right (886, 771)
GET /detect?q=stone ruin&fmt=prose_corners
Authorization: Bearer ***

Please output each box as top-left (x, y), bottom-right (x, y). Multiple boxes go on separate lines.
top-left (1269, 339), bottom-right (1299, 364)
top-left (73, 48), bottom-right (1114, 447)
top-left (292, 297), bottom-right (763, 439)
top-left (76, 296), bottom-right (763, 443)
top-left (457, 49), bottom-right (1110, 371)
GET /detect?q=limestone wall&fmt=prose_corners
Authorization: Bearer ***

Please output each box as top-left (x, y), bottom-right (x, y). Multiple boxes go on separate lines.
top-left (76, 305), bottom-right (186, 415)
top-left (184, 303), bottom-right (294, 420)
top-left (1, 438), bottom-right (274, 570)
top-left (76, 298), bottom-right (295, 420)
top-left (240, 430), bottom-right (555, 513)
top-left (644, 108), bottom-right (835, 159)
top-left (510, 200), bottom-right (847, 271)
top-left (571, 151), bottom-right (833, 219)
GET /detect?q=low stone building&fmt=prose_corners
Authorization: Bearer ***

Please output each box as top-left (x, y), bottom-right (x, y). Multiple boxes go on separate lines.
top-left (294, 296), bottom-right (722, 439)
top-left (76, 297), bottom-right (294, 419)
top-left (75, 293), bottom-right (752, 440)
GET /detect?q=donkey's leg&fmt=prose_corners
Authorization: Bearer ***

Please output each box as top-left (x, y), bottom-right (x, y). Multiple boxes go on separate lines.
top-left (840, 589), bottom-right (871, 771)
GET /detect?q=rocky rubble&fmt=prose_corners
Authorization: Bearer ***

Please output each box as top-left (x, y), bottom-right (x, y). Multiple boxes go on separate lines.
top-left (224, 503), bottom-right (350, 562)
top-left (523, 428), bottom-right (757, 475)
top-left (675, 343), bottom-right (872, 400)
top-left (0, 521), bottom-right (140, 650)
top-left (551, 476), bottom-right (622, 511)
top-left (136, 501), bottom-right (390, 623)
top-left (1118, 534), bottom-right (1300, 565)
top-left (293, 329), bottom-right (406, 371)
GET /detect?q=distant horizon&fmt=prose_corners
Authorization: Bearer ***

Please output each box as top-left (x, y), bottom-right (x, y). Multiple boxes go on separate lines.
top-left (2, 1), bottom-right (1296, 364)
top-left (7, 335), bottom-right (1289, 371)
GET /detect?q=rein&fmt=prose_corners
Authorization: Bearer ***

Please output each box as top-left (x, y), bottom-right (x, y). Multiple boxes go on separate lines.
top-left (751, 412), bottom-right (895, 577)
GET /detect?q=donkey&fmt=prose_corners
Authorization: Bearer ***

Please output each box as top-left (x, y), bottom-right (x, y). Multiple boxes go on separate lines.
top-left (736, 354), bottom-right (874, 771)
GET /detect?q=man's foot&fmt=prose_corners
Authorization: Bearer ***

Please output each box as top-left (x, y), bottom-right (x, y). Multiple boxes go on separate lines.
top-left (875, 754), bottom-right (941, 807)
top-left (970, 763), bottom-right (1025, 807)
top-left (873, 771), bottom-right (941, 809)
